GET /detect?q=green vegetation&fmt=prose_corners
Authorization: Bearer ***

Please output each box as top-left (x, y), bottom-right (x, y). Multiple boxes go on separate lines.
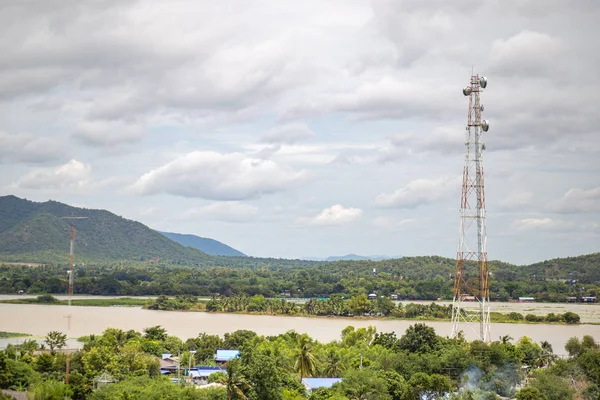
top-left (0, 295), bottom-right (148, 307)
top-left (1, 325), bottom-right (599, 399)
top-left (0, 331), bottom-right (31, 338)
top-left (1, 253), bottom-right (599, 303)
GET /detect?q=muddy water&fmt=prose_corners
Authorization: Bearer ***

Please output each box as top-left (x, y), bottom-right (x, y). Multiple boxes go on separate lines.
top-left (0, 303), bottom-right (598, 355)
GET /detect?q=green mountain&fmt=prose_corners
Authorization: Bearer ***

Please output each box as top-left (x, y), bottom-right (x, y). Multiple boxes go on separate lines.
top-left (0, 195), bottom-right (212, 264)
top-left (159, 231), bottom-right (245, 257)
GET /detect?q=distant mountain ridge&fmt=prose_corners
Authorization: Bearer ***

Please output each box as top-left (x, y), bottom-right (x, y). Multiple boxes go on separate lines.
top-left (158, 231), bottom-right (245, 257)
top-left (303, 254), bottom-right (395, 262)
top-left (0, 195), bottom-right (211, 264)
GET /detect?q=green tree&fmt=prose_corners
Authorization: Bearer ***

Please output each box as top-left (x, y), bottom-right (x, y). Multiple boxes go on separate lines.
top-left (398, 324), bottom-right (438, 353)
top-left (339, 368), bottom-right (391, 400)
top-left (565, 337), bottom-right (582, 357)
top-left (294, 334), bottom-right (317, 382)
top-left (516, 387), bottom-right (548, 400)
top-left (348, 295), bottom-right (371, 316)
top-left (143, 325), bottom-right (167, 341)
top-left (562, 312), bottom-right (580, 324)
top-left (44, 331), bottom-right (67, 352)
top-left (323, 348), bottom-right (344, 378)
top-left (530, 372), bottom-right (575, 400)
top-left (29, 380), bottom-right (73, 400)
top-left (225, 358), bottom-right (249, 400)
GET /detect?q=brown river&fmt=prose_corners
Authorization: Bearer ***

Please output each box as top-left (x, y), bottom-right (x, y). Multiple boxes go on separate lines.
top-left (1, 303), bottom-right (598, 356)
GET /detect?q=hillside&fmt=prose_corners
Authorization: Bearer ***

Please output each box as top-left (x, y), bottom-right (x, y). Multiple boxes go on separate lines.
top-left (0, 195), bottom-right (212, 264)
top-left (159, 231), bottom-right (245, 257)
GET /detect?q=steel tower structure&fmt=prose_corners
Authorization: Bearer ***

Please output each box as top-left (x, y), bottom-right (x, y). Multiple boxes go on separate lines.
top-left (451, 73), bottom-right (491, 342)
top-left (60, 216), bottom-right (88, 384)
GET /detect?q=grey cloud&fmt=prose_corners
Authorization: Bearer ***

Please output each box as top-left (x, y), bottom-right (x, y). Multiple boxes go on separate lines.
top-left (0, 131), bottom-right (65, 164)
top-left (133, 151), bottom-right (307, 200)
top-left (375, 176), bottom-right (460, 209)
top-left (551, 186), bottom-right (600, 214)
top-left (74, 120), bottom-right (144, 147)
top-left (489, 31), bottom-right (565, 78)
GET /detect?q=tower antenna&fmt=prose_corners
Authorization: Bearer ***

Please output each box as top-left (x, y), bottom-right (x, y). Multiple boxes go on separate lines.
top-left (451, 73), bottom-right (491, 342)
top-left (60, 216), bottom-right (88, 384)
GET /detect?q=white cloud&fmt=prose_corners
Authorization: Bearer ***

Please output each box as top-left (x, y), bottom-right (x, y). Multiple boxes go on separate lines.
top-left (376, 176), bottom-right (459, 209)
top-left (260, 123), bottom-right (315, 145)
top-left (489, 31), bottom-right (565, 78)
top-left (16, 159), bottom-right (91, 189)
top-left (552, 186), bottom-right (600, 213)
top-left (303, 204), bottom-right (363, 226)
top-left (133, 151), bottom-right (307, 200)
top-left (511, 217), bottom-right (573, 231)
top-left (180, 202), bottom-right (259, 222)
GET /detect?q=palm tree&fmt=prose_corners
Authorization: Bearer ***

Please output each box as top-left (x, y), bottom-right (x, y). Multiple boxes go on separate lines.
top-left (323, 348), bottom-right (343, 377)
top-left (540, 340), bottom-right (557, 366)
top-left (294, 334), bottom-right (317, 382)
top-left (501, 334), bottom-right (513, 344)
top-left (225, 358), bottom-right (249, 400)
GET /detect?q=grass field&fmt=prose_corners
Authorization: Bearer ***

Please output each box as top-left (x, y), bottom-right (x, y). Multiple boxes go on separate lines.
top-left (0, 297), bottom-right (148, 307)
top-left (0, 331), bottom-right (31, 338)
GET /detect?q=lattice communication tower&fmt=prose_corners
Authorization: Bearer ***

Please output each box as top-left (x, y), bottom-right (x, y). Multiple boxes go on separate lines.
top-left (451, 74), bottom-right (491, 342)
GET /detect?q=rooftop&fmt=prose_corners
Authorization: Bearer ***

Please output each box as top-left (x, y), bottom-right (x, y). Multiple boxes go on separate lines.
top-left (302, 378), bottom-right (342, 389)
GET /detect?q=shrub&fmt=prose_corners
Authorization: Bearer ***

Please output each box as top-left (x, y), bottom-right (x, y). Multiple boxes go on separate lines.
top-left (508, 312), bottom-right (524, 321)
top-left (563, 312), bottom-right (580, 324)
top-left (36, 294), bottom-right (58, 303)
top-left (545, 313), bottom-right (562, 323)
top-left (525, 314), bottom-right (543, 322)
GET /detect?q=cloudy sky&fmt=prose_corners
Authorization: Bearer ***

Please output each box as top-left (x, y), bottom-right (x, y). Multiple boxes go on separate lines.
top-left (1, 0), bottom-right (599, 264)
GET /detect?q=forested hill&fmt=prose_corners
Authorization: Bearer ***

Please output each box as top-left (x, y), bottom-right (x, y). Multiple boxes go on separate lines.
top-left (159, 231), bottom-right (245, 257)
top-left (0, 195), bottom-right (212, 264)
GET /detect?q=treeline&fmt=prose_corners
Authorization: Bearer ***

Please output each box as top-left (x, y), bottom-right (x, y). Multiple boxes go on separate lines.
top-left (0, 255), bottom-right (598, 302)
top-left (2, 324), bottom-right (600, 399)
top-left (144, 294), bottom-right (581, 324)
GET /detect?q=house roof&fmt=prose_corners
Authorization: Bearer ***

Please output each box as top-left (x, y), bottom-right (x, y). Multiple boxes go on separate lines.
top-left (162, 353), bottom-right (172, 359)
top-left (215, 349), bottom-right (240, 361)
top-left (189, 368), bottom-right (225, 378)
top-left (302, 378), bottom-right (342, 389)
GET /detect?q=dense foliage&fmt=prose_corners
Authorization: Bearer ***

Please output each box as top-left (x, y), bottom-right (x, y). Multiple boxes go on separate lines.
top-left (1, 325), bottom-right (599, 399)
top-left (1, 254), bottom-right (598, 302)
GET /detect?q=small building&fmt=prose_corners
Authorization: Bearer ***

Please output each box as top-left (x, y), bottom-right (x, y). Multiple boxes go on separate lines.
top-left (302, 378), bottom-right (342, 394)
top-left (460, 294), bottom-right (476, 302)
top-left (583, 296), bottom-right (597, 303)
top-left (368, 293), bottom-right (377, 300)
top-left (567, 297), bottom-right (578, 303)
top-left (519, 297), bottom-right (535, 303)
top-left (187, 366), bottom-right (226, 384)
top-left (390, 294), bottom-right (398, 301)
top-left (215, 349), bottom-right (240, 364)
top-left (280, 290), bottom-right (292, 297)
top-left (160, 354), bottom-right (179, 369)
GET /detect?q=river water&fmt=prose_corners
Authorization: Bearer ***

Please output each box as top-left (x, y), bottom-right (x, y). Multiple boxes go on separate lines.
top-left (1, 303), bottom-right (598, 356)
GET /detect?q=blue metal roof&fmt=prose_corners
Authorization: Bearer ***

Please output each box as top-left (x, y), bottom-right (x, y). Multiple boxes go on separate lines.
top-left (215, 349), bottom-right (240, 361)
top-left (161, 353), bottom-right (172, 359)
top-left (302, 378), bottom-right (342, 389)
top-left (189, 368), bottom-right (225, 378)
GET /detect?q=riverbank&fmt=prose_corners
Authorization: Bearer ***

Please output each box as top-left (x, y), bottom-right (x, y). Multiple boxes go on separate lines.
top-left (0, 331), bottom-right (31, 338)
top-left (0, 296), bottom-right (589, 326)
top-left (0, 297), bottom-right (148, 307)
top-left (1, 303), bottom-right (597, 356)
